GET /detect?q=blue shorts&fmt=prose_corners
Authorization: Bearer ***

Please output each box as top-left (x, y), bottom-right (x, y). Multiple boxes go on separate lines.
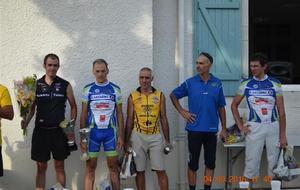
top-left (88, 127), bottom-right (117, 157)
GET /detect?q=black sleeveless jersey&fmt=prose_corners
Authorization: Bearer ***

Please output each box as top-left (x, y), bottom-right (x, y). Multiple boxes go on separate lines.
top-left (35, 75), bottom-right (69, 128)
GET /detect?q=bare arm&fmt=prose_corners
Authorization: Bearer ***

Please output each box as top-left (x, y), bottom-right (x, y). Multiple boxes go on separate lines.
top-left (231, 95), bottom-right (244, 129)
top-left (276, 95), bottom-right (287, 146)
top-left (21, 100), bottom-right (36, 129)
top-left (124, 95), bottom-right (134, 150)
top-left (169, 93), bottom-right (195, 123)
top-left (116, 103), bottom-right (124, 150)
top-left (218, 106), bottom-right (227, 142)
top-left (79, 102), bottom-right (88, 151)
top-left (218, 107), bottom-right (226, 130)
top-left (0, 105), bottom-right (14, 120)
top-left (80, 102), bottom-right (88, 129)
top-left (66, 84), bottom-right (77, 121)
top-left (160, 93), bottom-right (170, 144)
top-left (231, 95), bottom-right (250, 134)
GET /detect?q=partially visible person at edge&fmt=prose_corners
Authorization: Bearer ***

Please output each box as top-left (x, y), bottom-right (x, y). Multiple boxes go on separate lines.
top-left (0, 84), bottom-right (14, 177)
top-left (231, 53), bottom-right (287, 185)
top-left (80, 59), bottom-right (124, 190)
top-left (21, 53), bottom-right (77, 190)
top-left (124, 67), bottom-right (170, 190)
top-left (170, 52), bottom-right (227, 190)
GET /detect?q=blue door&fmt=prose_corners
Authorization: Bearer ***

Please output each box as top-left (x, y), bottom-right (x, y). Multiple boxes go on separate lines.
top-left (194, 0), bottom-right (242, 96)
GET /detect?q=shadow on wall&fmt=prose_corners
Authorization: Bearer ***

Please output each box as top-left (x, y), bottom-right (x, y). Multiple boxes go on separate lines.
top-left (30, 0), bottom-right (152, 98)
top-left (2, 0), bottom-right (153, 189)
top-left (1, 137), bottom-right (34, 189)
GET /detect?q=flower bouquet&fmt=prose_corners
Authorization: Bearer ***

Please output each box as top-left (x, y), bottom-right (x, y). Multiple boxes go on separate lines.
top-left (226, 124), bottom-right (245, 144)
top-left (14, 74), bottom-right (37, 136)
top-left (226, 113), bottom-right (247, 144)
top-left (59, 119), bottom-right (78, 152)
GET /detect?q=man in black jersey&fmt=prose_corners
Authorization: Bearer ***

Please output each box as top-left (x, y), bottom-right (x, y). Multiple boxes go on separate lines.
top-left (21, 53), bottom-right (77, 190)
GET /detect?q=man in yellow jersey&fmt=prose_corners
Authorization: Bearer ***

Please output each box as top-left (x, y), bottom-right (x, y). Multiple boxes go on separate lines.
top-left (0, 84), bottom-right (14, 177)
top-left (125, 67), bottom-right (170, 190)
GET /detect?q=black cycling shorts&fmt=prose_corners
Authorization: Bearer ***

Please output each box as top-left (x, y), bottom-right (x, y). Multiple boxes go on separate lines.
top-left (187, 131), bottom-right (217, 171)
top-left (31, 127), bottom-right (70, 162)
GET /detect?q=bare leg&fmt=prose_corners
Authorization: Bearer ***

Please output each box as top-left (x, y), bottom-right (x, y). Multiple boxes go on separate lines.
top-left (36, 161), bottom-right (47, 190)
top-left (136, 171), bottom-right (146, 190)
top-left (84, 157), bottom-right (97, 190)
top-left (107, 156), bottom-right (120, 190)
top-left (204, 167), bottom-right (214, 186)
top-left (54, 160), bottom-right (66, 187)
top-left (188, 167), bottom-right (197, 187)
top-left (156, 170), bottom-right (168, 190)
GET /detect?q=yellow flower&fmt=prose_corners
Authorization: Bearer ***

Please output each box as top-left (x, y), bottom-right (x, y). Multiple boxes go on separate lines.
top-left (59, 119), bottom-right (69, 128)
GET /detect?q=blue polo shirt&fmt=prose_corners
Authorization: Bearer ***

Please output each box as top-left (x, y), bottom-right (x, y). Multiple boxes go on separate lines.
top-left (172, 74), bottom-right (226, 132)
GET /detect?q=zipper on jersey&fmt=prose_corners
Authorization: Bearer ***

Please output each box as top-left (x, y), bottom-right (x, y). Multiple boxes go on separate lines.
top-left (146, 94), bottom-right (149, 134)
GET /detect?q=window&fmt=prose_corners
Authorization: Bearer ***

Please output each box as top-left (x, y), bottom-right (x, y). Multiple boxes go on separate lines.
top-left (249, 0), bottom-right (300, 84)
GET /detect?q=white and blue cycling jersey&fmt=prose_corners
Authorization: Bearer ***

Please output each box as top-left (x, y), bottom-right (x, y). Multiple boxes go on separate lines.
top-left (81, 81), bottom-right (122, 129)
top-left (237, 75), bottom-right (283, 124)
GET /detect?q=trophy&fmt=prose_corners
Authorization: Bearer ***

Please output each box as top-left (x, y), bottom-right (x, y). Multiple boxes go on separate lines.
top-left (60, 119), bottom-right (77, 151)
top-left (79, 128), bottom-right (90, 161)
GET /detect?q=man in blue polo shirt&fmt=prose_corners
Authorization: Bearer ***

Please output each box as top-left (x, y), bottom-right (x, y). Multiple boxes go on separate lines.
top-left (170, 52), bottom-right (227, 190)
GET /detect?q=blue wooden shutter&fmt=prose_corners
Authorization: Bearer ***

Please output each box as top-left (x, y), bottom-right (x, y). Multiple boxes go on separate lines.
top-left (194, 0), bottom-right (242, 96)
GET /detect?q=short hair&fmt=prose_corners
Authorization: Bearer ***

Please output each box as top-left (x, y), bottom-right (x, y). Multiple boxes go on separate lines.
top-left (140, 67), bottom-right (153, 77)
top-left (249, 53), bottom-right (268, 66)
top-left (44, 53), bottom-right (59, 65)
top-left (140, 67), bottom-right (152, 72)
top-left (93, 58), bottom-right (108, 69)
top-left (198, 52), bottom-right (213, 64)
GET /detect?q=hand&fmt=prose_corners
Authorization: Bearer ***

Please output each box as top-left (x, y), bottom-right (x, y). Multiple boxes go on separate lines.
top-left (180, 109), bottom-right (196, 123)
top-left (239, 123), bottom-right (251, 135)
top-left (219, 129), bottom-right (227, 143)
top-left (279, 134), bottom-right (288, 148)
top-left (117, 136), bottom-right (124, 150)
top-left (80, 141), bottom-right (87, 152)
top-left (21, 120), bottom-right (28, 130)
top-left (124, 141), bottom-right (132, 153)
top-left (66, 132), bottom-right (75, 142)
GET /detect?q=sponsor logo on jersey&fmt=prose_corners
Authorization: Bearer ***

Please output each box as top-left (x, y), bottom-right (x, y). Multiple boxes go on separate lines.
top-left (255, 97), bottom-right (269, 103)
top-left (90, 94), bottom-right (111, 100)
top-left (249, 90), bottom-right (273, 96)
top-left (135, 96), bottom-right (142, 104)
top-left (53, 93), bottom-right (64, 97)
top-left (36, 93), bottom-right (50, 97)
top-left (211, 82), bottom-right (218, 87)
top-left (96, 102), bottom-right (110, 108)
top-left (153, 96), bottom-right (159, 104)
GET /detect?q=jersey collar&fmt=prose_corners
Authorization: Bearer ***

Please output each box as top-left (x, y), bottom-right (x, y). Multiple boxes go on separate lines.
top-left (197, 73), bottom-right (215, 82)
top-left (253, 74), bottom-right (268, 81)
top-left (136, 86), bottom-right (157, 93)
top-left (95, 80), bottom-right (109, 86)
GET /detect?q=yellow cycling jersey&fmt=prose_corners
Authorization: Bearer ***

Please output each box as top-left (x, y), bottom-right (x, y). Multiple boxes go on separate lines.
top-left (131, 87), bottom-right (161, 135)
top-left (0, 84), bottom-right (13, 145)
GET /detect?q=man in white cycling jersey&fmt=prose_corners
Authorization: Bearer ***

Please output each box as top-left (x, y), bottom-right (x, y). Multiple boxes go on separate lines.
top-left (80, 59), bottom-right (124, 190)
top-left (231, 53), bottom-right (287, 183)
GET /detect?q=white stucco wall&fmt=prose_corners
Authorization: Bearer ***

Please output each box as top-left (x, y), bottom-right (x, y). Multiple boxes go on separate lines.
top-left (1, 0), bottom-right (300, 190)
top-left (0, 0), bottom-right (152, 189)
